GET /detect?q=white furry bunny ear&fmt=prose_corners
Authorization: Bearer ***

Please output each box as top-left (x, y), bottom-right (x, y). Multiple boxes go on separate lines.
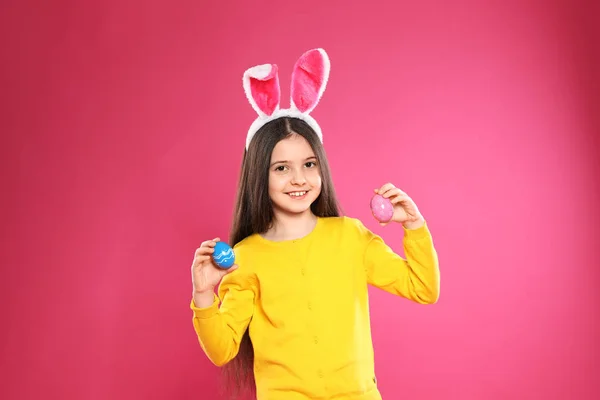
top-left (243, 48), bottom-right (330, 150)
top-left (290, 48), bottom-right (330, 114)
top-left (243, 63), bottom-right (281, 117)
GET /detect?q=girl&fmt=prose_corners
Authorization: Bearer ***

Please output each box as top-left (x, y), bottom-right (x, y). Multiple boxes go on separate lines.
top-left (190, 49), bottom-right (440, 400)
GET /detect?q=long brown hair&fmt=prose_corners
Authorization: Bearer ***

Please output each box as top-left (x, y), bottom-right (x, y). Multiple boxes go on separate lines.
top-left (222, 117), bottom-right (341, 398)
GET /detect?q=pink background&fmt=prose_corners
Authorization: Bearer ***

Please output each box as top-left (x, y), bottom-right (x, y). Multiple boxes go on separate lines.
top-left (2, 0), bottom-right (599, 399)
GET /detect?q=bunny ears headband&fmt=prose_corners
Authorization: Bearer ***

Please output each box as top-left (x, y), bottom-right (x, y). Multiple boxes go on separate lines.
top-left (242, 48), bottom-right (330, 149)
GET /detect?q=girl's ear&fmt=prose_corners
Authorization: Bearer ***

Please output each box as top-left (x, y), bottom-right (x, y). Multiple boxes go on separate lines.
top-left (290, 48), bottom-right (330, 114)
top-left (243, 63), bottom-right (281, 116)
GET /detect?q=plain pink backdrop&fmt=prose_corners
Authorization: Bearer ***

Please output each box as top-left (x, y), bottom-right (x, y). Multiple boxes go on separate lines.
top-left (2, 0), bottom-right (599, 399)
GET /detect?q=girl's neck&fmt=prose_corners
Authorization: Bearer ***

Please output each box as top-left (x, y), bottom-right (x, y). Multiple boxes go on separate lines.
top-left (264, 211), bottom-right (318, 242)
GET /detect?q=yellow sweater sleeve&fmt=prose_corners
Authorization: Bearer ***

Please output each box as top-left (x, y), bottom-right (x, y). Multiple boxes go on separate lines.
top-left (190, 266), bottom-right (256, 366)
top-left (362, 220), bottom-right (440, 304)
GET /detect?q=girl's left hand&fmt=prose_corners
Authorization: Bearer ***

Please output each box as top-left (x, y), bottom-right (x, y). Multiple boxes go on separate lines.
top-left (375, 183), bottom-right (425, 229)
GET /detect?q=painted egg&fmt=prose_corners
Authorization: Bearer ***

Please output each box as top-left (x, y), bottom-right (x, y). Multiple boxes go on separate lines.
top-left (370, 194), bottom-right (394, 223)
top-left (213, 241), bottom-right (235, 268)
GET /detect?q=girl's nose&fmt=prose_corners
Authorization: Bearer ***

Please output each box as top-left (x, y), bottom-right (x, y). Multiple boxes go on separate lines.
top-left (291, 169), bottom-right (306, 185)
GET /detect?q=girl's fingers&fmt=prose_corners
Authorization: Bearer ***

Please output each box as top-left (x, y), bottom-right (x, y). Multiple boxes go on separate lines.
top-left (194, 255), bottom-right (212, 264)
top-left (195, 246), bottom-right (215, 257)
top-left (382, 187), bottom-right (409, 200)
top-left (200, 238), bottom-right (220, 247)
top-left (380, 188), bottom-right (398, 198)
top-left (376, 183), bottom-right (409, 198)
top-left (195, 237), bottom-right (221, 254)
top-left (375, 182), bottom-right (395, 195)
top-left (390, 194), bottom-right (410, 205)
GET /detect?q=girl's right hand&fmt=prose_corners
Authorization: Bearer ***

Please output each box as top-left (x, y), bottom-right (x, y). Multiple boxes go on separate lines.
top-left (191, 237), bottom-right (239, 294)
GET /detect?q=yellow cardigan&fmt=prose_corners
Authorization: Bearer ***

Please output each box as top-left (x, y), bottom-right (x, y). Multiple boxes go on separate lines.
top-left (191, 216), bottom-right (440, 400)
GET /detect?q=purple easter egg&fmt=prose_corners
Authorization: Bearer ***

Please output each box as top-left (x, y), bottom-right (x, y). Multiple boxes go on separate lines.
top-left (370, 194), bottom-right (394, 223)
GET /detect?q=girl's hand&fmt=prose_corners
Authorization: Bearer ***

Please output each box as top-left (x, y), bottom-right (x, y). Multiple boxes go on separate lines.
top-left (191, 238), bottom-right (239, 294)
top-left (375, 183), bottom-right (425, 229)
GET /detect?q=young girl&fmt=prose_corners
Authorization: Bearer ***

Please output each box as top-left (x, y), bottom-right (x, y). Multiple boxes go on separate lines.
top-left (190, 49), bottom-right (440, 400)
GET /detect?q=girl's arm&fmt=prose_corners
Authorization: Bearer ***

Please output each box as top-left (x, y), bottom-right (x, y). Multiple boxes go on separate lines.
top-left (190, 268), bottom-right (257, 366)
top-left (361, 183), bottom-right (440, 303)
top-left (363, 221), bottom-right (440, 304)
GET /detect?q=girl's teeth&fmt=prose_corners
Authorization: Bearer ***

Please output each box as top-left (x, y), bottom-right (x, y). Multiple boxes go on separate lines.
top-left (289, 191), bottom-right (306, 197)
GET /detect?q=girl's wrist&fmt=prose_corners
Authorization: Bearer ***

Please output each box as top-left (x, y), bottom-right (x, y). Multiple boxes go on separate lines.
top-left (193, 289), bottom-right (216, 308)
top-left (403, 217), bottom-right (425, 230)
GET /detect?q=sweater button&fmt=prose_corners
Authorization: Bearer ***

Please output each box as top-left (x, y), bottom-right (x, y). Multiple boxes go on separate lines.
top-left (318, 370), bottom-right (324, 378)
top-left (314, 336), bottom-right (319, 344)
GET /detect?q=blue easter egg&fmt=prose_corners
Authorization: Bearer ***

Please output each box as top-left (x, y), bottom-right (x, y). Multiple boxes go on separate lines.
top-left (213, 241), bottom-right (235, 268)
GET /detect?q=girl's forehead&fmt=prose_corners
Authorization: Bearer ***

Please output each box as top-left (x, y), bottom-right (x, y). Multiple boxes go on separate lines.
top-left (271, 136), bottom-right (315, 159)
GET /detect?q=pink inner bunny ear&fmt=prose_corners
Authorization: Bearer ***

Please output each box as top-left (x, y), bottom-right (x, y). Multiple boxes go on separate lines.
top-left (243, 64), bottom-right (280, 116)
top-left (290, 49), bottom-right (330, 114)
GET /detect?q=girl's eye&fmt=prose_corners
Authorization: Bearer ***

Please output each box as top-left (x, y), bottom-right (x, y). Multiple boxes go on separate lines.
top-left (275, 165), bottom-right (287, 172)
top-left (305, 161), bottom-right (317, 168)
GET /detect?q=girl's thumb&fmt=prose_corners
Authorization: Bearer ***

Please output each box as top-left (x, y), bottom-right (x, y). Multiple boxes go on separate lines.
top-left (220, 264), bottom-right (239, 276)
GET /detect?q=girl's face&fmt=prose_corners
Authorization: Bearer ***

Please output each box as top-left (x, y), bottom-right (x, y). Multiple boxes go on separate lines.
top-left (268, 134), bottom-right (322, 217)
